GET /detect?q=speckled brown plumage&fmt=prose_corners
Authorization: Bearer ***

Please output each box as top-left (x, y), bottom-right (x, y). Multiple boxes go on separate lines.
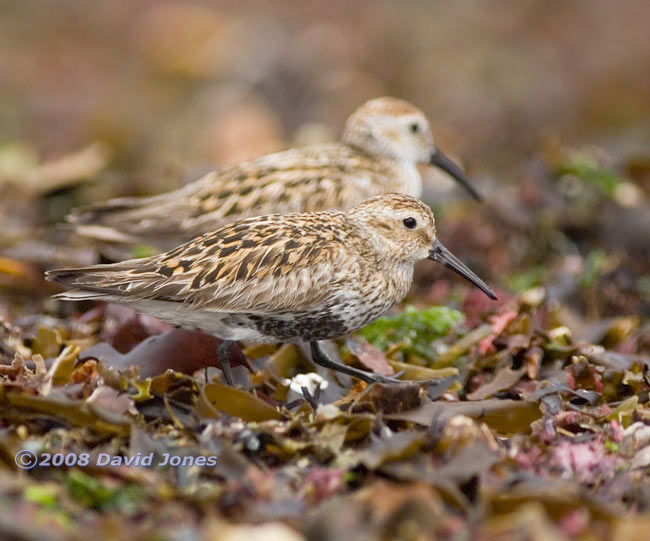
top-left (69, 97), bottom-right (481, 250)
top-left (50, 194), bottom-right (495, 383)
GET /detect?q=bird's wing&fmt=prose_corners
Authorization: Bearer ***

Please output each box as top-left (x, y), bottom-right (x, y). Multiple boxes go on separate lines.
top-left (68, 144), bottom-right (393, 247)
top-left (49, 212), bottom-right (359, 314)
top-left (184, 144), bottom-right (394, 221)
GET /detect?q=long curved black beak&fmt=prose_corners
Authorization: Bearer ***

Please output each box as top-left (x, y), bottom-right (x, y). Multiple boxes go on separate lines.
top-left (428, 239), bottom-right (496, 300)
top-left (430, 148), bottom-right (482, 202)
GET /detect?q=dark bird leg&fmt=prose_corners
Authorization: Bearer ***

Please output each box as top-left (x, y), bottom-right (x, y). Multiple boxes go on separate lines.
top-left (309, 341), bottom-right (404, 384)
top-left (216, 340), bottom-right (235, 386)
top-left (301, 386), bottom-right (319, 410)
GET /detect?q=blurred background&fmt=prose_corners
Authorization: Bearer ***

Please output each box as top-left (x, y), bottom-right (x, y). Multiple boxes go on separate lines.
top-left (2, 4), bottom-right (650, 538)
top-left (2, 0), bottom-right (649, 180)
top-left (1, 0), bottom-right (649, 322)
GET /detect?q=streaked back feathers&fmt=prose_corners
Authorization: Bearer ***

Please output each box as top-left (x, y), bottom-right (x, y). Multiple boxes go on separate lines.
top-left (49, 194), bottom-right (437, 314)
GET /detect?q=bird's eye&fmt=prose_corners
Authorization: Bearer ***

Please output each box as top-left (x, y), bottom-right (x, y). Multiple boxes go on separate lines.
top-left (403, 217), bottom-right (417, 229)
top-left (410, 123), bottom-right (420, 133)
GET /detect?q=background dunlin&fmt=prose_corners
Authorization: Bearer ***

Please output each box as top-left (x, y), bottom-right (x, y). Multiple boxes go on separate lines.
top-left (68, 97), bottom-right (481, 251)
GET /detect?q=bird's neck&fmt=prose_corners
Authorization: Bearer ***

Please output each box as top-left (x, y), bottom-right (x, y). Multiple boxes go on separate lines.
top-left (391, 162), bottom-right (422, 198)
top-left (344, 142), bottom-right (423, 199)
top-left (376, 258), bottom-right (415, 306)
top-left (372, 157), bottom-right (423, 198)
top-left (356, 242), bottom-right (416, 303)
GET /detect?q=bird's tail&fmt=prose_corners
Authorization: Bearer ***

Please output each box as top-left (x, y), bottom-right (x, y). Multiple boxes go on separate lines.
top-left (46, 261), bottom-right (158, 301)
top-left (67, 195), bottom-right (165, 244)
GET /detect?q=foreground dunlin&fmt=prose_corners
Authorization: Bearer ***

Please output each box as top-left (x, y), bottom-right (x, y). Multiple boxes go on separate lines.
top-left (69, 97), bottom-right (481, 250)
top-left (49, 194), bottom-right (495, 384)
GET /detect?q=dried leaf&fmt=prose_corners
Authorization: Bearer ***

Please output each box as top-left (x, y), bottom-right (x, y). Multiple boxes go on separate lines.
top-left (86, 386), bottom-right (136, 417)
top-left (386, 398), bottom-right (542, 434)
top-left (198, 383), bottom-right (283, 422)
top-left (346, 337), bottom-right (394, 376)
top-left (387, 360), bottom-right (458, 380)
top-left (7, 392), bottom-right (130, 435)
top-left (467, 365), bottom-right (527, 400)
top-left (360, 431), bottom-right (427, 470)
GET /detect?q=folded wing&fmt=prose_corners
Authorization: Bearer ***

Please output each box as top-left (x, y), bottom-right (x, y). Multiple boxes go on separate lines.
top-left (68, 145), bottom-right (390, 248)
top-left (50, 212), bottom-right (355, 314)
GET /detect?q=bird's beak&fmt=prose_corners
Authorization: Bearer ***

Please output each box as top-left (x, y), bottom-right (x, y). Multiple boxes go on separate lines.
top-left (428, 239), bottom-right (497, 300)
top-left (430, 148), bottom-right (482, 202)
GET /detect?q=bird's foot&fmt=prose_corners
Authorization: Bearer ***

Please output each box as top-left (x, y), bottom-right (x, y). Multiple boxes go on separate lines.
top-left (309, 342), bottom-right (453, 387)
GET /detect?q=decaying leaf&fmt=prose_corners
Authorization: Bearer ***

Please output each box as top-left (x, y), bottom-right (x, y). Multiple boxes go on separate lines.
top-left (467, 365), bottom-right (527, 400)
top-left (197, 383), bottom-right (283, 422)
top-left (386, 398), bottom-right (543, 434)
top-left (345, 337), bottom-right (394, 376)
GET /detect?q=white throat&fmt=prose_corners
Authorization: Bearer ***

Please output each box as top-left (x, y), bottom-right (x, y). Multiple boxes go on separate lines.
top-left (396, 163), bottom-right (423, 198)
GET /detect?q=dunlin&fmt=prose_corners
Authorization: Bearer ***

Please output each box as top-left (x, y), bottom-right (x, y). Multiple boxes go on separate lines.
top-left (49, 194), bottom-right (495, 385)
top-left (69, 97), bottom-right (481, 250)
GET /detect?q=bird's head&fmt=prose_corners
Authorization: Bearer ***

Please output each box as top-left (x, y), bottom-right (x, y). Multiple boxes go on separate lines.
top-left (349, 193), bottom-right (496, 299)
top-left (343, 97), bottom-right (482, 200)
